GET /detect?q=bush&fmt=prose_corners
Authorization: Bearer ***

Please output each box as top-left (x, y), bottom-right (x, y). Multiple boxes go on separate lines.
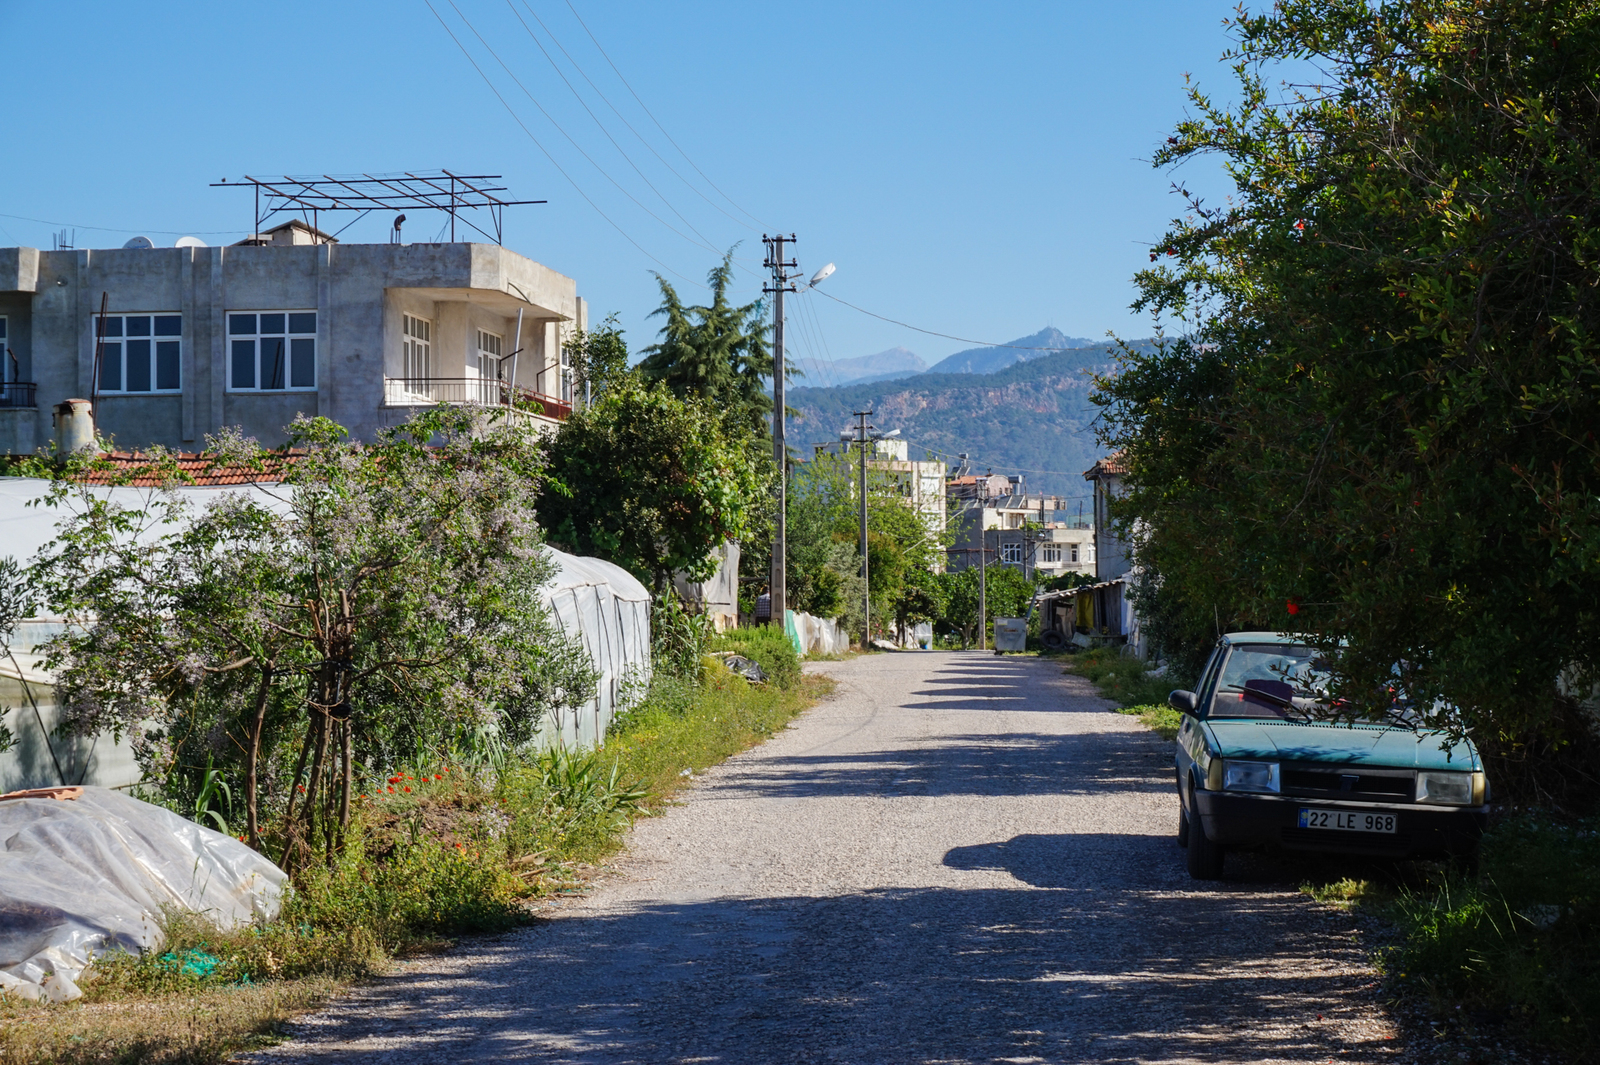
top-left (1390, 814), bottom-right (1600, 1057)
top-left (1064, 647), bottom-right (1181, 708)
top-left (710, 625), bottom-right (801, 690)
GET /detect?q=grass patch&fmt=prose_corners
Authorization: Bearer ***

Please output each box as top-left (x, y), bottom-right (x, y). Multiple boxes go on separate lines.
top-left (0, 977), bottom-right (339, 1065)
top-left (1116, 703), bottom-right (1184, 741)
top-left (1383, 814), bottom-right (1600, 1059)
top-left (1, 634), bottom-right (825, 1065)
top-left (1064, 647), bottom-right (1181, 708)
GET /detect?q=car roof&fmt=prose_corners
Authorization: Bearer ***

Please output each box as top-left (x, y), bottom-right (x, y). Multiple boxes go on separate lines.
top-left (1221, 631), bottom-right (1316, 645)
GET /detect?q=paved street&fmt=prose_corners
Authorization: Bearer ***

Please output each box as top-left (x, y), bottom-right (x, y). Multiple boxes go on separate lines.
top-left (247, 651), bottom-right (1401, 1064)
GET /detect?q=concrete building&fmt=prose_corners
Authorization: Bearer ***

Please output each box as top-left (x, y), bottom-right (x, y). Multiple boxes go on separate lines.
top-left (811, 436), bottom-right (948, 541)
top-left (1084, 452), bottom-right (1129, 581)
top-left (944, 485), bottom-right (1096, 581)
top-left (0, 223), bottom-right (584, 454)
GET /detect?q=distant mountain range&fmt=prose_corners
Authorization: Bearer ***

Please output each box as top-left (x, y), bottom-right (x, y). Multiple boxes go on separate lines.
top-left (925, 327), bottom-right (1098, 374)
top-left (786, 335), bottom-right (1156, 498)
top-left (794, 347), bottom-right (926, 387)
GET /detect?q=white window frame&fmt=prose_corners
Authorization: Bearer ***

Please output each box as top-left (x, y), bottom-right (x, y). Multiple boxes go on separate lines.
top-left (227, 311), bottom-right (317, 392)
top-left (92, 313), bottom-right (183, 394)
top-left (403, 314), bottom-right (432, 382)
top-left (475, 329), bottom-right (503, 375)
top-left (1041, 543), bottom-right (1062, 564)
top-left (1000, 542), bottom-right (1024, 564)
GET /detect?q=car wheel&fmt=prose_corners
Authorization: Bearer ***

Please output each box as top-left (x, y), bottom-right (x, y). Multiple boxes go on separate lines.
top-left (1185, 778), bottom-right (1225, 880)
top-left (1177, 800), bottom-right (1190, 847)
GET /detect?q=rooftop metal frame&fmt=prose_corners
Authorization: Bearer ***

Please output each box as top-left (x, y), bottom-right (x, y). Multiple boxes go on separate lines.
top-left (211, 171), bottom-right (546, 245)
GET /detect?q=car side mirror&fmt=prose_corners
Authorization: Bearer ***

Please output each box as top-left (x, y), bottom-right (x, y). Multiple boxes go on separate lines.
top-left (1168, 689), bottom-right (1199, 716)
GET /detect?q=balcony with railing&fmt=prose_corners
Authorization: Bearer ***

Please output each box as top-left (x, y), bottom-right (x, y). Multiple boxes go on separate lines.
top-left (0, 382), bottom-right (37, 409)
top-left (382, 377), bottom-right (572, 421)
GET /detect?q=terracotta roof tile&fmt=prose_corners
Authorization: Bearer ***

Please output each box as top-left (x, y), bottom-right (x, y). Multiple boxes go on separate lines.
top-left (1083, 451), bottom-right (1128, 479)
top-left (73, 450), bottom-right (302, 487)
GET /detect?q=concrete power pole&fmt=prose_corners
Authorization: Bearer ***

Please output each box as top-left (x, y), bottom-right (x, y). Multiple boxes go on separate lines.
top-left (848, 409), bottom-right (875, 649)
top-left (763, 234), bottom-right (797, 629)
top-left (978, 526), bottom-right (988, 651)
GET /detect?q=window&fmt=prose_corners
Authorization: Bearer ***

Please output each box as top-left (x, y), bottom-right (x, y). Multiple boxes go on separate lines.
top-left (403, 315), bottom-right (432, 381)
top-left (229, 312), bottom-right (316, 391)
top-left (559, 344), bottom-right (571, 402)
top-left (94, 314), bottom-right (182, 393)
top-left (475, 329), bottom-right (502, 378)
top-left (1000, 542), bottom-right (1024, 564)
top-left (1041, 543), bottom-right (1062, 564)
top-left (1070, 544), bottom-right (1080, 563)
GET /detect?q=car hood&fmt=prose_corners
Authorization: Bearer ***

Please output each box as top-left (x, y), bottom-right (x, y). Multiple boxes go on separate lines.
top-left (1203, 718), bottom-right (1479, 771)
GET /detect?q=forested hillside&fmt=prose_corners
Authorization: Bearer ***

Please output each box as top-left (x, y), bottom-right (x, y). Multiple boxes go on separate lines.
top-left (787, 339), bottom-right (1156, 498)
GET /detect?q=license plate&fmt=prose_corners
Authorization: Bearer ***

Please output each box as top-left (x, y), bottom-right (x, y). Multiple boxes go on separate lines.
top-left (1298, 808), bottom-right (1397, 834)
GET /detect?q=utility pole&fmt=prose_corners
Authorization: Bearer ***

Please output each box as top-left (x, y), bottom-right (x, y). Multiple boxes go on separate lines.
top-left (854, 409), bottom-right (873, 649)
top-left (978, 526), bottom-right (988, 651)
top-left (763, 234), bottom-right (797, 630)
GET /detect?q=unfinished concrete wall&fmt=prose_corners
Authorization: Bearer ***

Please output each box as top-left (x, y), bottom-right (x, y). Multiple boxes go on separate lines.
top-left (0, 240), bottom-right (581, 453)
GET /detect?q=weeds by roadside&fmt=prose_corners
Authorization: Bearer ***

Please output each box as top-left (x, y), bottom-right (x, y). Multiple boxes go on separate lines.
top-left (0, 629), bottom-right (824, 1065)
top-left (1116, 704), bottom-right (1184, 741)
top-left (1064, 647), bottom-right (1182, 709)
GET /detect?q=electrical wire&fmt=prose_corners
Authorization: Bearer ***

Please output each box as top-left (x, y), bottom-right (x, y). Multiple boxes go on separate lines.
top-left (563, 0), bottom-right (770, 232)
top-left (501, 0), bottom-right (727, 255)
top-left (423, 0), bottom-right (705, 288)
top-left (518, 1), bottom-right (764, 236)
top-left (813, 287), bottom-right (1104, 352)
top-left (0, 212), bottom-right (238, 237)
top-left (445, 0), bottom-right (725, 261)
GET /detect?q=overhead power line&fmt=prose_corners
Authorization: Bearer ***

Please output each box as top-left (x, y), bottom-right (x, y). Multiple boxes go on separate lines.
top-left (445, 0), bottom-right (723, 259)
top-left (562, 0), bottom-right (771, 232)
top-left (423, 0), bottom-right (705, 288)
top-left (518, 0), bottom-right (764, 236)
top-left (0, 212), bottom-right (238, 237)
top-left (813, 287), bottom-right (1107, 352)
top-left (499, 0), bottom-right (725, 254)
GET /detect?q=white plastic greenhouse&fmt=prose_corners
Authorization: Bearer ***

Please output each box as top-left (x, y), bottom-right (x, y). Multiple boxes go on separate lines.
top-left (0, 477), bottom-right (651, 791)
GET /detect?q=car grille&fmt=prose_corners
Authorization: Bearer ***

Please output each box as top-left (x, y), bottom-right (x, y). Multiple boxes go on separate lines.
top-left (1280, 763), bottom-right (1414, 803)
top-left (1281, 827), bottom-right (1414, 855)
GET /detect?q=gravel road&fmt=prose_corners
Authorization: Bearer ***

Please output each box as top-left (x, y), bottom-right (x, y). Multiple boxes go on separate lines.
top-left (244, 651), bottom-right (1402, 1064)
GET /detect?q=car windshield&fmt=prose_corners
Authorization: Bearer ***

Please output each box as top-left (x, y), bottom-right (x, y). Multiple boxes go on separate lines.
top-left (1208, 643), bottom-right (1329, 720)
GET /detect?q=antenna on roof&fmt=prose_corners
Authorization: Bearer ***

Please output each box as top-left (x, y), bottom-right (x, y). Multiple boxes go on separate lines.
top-left (211, 171), bottom-right (547, 246)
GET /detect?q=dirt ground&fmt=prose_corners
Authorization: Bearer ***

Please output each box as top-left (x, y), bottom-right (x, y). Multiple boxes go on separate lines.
top-left (241, 651), bottom-right (1403, 1064)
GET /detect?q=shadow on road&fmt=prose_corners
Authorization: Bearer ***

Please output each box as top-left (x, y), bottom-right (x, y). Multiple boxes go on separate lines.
top-left (277, 874), bottom-right (1388, 1064)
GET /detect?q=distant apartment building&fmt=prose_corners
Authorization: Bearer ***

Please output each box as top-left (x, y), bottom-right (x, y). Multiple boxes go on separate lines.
top-left (0, 220), bottom-right (584, 455)
top-left (811, 436), bottom-right (948, 545)
top-left (945, 488), bottom-right (1095, 581)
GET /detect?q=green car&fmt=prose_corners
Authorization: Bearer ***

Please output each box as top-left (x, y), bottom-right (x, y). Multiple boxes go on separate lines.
top-left (1169, 632), bottom-right (1489, 880)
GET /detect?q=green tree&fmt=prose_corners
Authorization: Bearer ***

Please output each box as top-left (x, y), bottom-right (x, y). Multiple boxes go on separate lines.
top-left (1096, 0), bottom-right (1600, 761)
top-left (934, 566), bottom-right (1035, 649)
top-left (28, 410), bottom-right (594, 869)
top-left (564, 313), bottom-right (631, 404)
top-left (538, 377), bottom-right (769, 593)
top-left (638, 251), bottom-right (775, 439)
top-left (781, 448), bottom-right (952, 635)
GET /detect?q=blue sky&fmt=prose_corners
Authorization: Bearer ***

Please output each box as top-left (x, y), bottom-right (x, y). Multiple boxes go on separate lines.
top-left (0, 1), bottom-right (1245, 375)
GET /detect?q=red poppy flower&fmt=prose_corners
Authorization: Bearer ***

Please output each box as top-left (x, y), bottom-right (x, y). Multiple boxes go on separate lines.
top-left (1286, 599), bottom-right (1301, 616)
top-left (404, 786), bottom-right (412, 793)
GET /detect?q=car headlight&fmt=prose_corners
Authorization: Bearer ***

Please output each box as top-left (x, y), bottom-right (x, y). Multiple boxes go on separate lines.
top-left (1222, 760), bottom-right (1280, 794)
top-left (1416, 770), bottom-right (1484, 805)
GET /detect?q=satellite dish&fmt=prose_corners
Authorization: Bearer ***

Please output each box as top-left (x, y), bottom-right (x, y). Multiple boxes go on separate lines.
top-left (174, 236), bottom-right (207, 249)
top-left (808, 263), bottom-right (836, 288)
top-left (122, 235), bottom-right (155, 250)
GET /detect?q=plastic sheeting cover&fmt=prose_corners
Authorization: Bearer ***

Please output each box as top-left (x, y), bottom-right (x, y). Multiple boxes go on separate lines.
top-left (0, 788), bottom-right (286, 1003)
top-left (540, 549), bottom-right (652, 748)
